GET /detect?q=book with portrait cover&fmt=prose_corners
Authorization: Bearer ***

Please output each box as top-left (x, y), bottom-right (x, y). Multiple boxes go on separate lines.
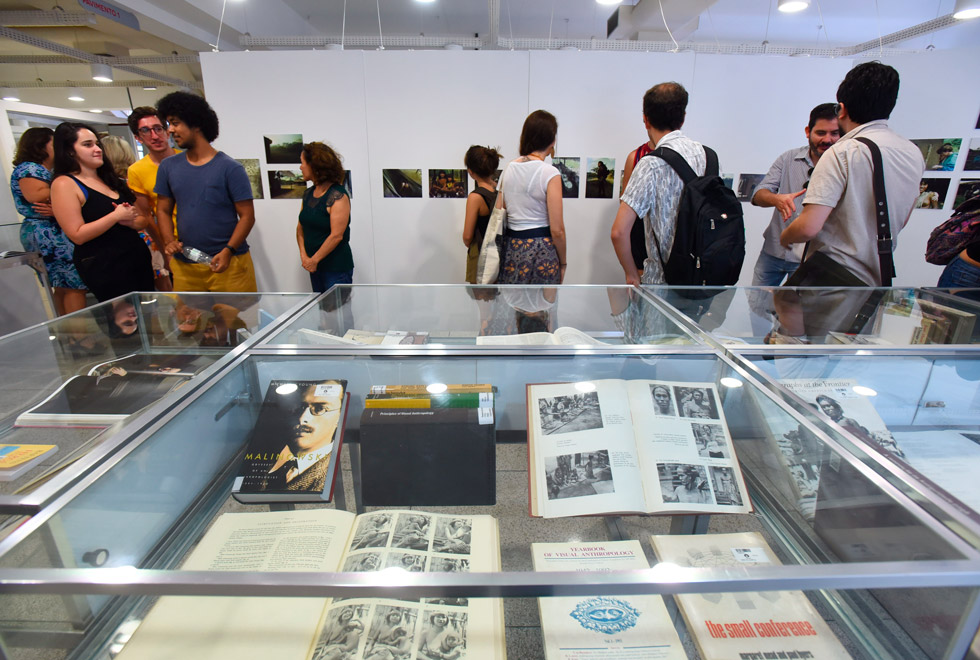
top-left (532, 540), bottom-right (685, 659)
top-left (0, 443), bottom-right (58, 481)
top-left (115, 508), bottom-right (505, 660)
top-left (232, 379), bottom-right (349, 503)
top-left (527, 379), bottom-right (750, 518)
top-left (650, 532), bottom-right (851, 659)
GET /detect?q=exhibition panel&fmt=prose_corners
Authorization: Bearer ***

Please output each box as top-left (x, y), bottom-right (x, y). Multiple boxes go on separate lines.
top-left (0, 337), bottom-right (979, 659)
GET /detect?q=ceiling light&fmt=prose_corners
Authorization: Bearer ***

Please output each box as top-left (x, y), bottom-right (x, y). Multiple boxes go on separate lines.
top-left (142, 85), bottom-right (157, 91)
top-left (68, 89), bottom-right (85, 102)
top-left (0, 88), bottom-right (19, 101)
top-left (414, 0), bottom-right (436, 3)
top-left (953, 0), bottom-right (980, 19)
top-left (596, 0), bottom-right (623, 5)
top-left (777, 0), bottom-right (809, 12)
top-left (91, 62), bottom-right (113, 82)
top-left (89, 109), bottom-right (102, 113)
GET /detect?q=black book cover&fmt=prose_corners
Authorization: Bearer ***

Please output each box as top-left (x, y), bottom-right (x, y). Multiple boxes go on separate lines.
top-left (359, 405), bottom-right (496, 506)
top-left (232, 379), bottom-right (349, 503)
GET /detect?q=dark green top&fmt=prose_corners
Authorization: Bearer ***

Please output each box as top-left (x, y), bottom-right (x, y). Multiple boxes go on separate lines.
top-left (299, 183), bottom-right (353, 272)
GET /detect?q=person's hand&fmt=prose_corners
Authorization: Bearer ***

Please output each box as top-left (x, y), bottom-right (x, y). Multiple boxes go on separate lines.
top-left (210, 248), bottom-right (231, 273)
top-left (164, 240), bottom-right (183, 256)
top-left (32, 201), bottom-right (53, 217)
top-left (775, 190), bottom-right (806, 221)
top-left (625, 273), bottom-right (641, 286)
top-left (301, 255), bottom-right (318, 272)
top-left (112, 202), bottom-right (140, 227)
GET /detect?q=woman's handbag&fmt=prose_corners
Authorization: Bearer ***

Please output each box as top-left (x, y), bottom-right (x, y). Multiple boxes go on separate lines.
top-left (475, 183), bottom-right (507, 285)
top-left (925, 196), bottom-right (980, 265)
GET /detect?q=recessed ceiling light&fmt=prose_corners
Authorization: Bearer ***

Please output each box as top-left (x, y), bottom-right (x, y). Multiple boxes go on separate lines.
top-left (953, 0), bottom-right (980, 18)
top-left (142, 85), bottom-right (157, 91)
top-left (852, 385), bottom-right (878, 397)
top-left (415, 0), bottom-right (436, 3)
top-left (89, 109), bottom-right (102, 113)
top-left (275, 383), bottom-right (298, 395)
top-left (778, 0), bottom-right (809, 12)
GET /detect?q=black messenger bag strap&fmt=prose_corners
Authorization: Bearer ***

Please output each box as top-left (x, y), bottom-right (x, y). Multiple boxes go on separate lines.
top-left (854, 136), bottom-right (895, 287)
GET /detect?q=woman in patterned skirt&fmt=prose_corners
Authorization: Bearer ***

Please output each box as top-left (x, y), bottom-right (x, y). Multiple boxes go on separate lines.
top-left (10, 127), bottom-right (87, 314)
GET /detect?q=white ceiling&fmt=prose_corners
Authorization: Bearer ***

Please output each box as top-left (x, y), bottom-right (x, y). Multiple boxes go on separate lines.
top-left (0, 0), bottom-right (978, 113)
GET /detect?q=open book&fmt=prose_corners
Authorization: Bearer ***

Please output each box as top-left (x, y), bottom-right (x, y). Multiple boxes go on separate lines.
top-left (527, 379), bottom-right (750, 518)
top-left (650, 532), bottom-right (851, 659)
top-left (476, 326), bottom-right (606, 345)
top-left (116, 508), bottom-right (504, 660)
top-left (532, 541), bottom-right (685, 659)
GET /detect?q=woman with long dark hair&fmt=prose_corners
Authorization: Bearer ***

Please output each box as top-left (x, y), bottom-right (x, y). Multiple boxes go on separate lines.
top-left (10, 127), bottom-right (88, 314)
top-left (49, 122), bottom-right (154, 301)
top-left (461, 145), bottom-right (501, 283)
top-left (296, 141), bottom-right (353, 293)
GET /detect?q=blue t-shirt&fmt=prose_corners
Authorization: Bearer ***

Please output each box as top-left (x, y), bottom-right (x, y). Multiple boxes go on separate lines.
top-left (154, 151), bottom-right (252, 257)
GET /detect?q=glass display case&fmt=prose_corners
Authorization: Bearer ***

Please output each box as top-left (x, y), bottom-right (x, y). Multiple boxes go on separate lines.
top-left (1, 285), bottom-right (979, 660)
top-left (0, 291), bottom-right (311, 514)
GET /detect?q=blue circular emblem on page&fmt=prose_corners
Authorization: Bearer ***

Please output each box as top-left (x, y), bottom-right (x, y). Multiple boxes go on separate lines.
top-left (569, 597), bottom-right (640, 635)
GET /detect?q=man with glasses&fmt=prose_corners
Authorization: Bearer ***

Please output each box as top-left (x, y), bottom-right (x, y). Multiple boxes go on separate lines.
top-left (127, 106), bottom-right (179, 291)
top-left (750, 103), bottom-right (840, 287)
top-left (261, 380), bottom-right (345, 492)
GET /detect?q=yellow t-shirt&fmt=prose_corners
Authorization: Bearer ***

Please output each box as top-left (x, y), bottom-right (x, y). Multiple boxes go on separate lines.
top-left (127, 150), bottom-right (181, 217)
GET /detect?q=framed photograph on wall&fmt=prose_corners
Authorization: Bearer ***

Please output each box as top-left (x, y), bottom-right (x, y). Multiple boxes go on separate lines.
top-left (914, 178), bottom-right (951, 209)
top-left (267, 169), bottom-right (306, 199)
top-left (912, 138), bottom-right (962, 172)
top-left (553, 157), bottom-right (580, 199)
top-left (263, 134), bottom-right (304, 164)
top-left (235, 158), bottom-right (264, 199)
top-left (428, 169), bottom-right (467, 198)
top-left (382, 169), bottom-right (422, 198)
top-left (964, 138), bottom-right (980, 172)
top-left (735, 174), bottom-right (765, 202)
top-left (953, 179), bottom-right (980, 207)
top-left (585, 158), bottom-right (615, 199)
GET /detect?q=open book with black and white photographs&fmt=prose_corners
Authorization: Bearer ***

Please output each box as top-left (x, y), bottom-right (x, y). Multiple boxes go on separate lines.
top-left (476, 326), bottom-right (607, 345)
top-left (527, 379), bottom-right (751, 518)
top-left (116, 508), bottom-right (504, 660)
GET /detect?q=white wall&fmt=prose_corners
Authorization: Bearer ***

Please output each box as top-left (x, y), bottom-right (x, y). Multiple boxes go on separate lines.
top-left (199, 48), bottom-right (979, 291)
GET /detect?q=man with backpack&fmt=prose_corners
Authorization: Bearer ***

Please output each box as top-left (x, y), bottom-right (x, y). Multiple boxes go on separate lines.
top-left (611, 82), bottom-right (744, 287)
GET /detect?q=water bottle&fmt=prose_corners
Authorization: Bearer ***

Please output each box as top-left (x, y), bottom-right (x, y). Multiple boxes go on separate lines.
top-left (181, 245), bottom-right (212, 265)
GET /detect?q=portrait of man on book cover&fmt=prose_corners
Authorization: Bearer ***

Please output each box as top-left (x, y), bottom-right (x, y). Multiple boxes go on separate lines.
top-left (258, 380), bottom-right (344, 492)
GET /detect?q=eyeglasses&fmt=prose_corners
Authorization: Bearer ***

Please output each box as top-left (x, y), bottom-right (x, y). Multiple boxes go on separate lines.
top-left (137, 125), bottom-right (167, 137)
top-left (299, 400), bottom-right (340, 416)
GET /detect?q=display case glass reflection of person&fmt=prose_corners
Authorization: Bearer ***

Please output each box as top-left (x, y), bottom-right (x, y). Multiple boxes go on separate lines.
top-left (262, 382), bottom-right (343, 491)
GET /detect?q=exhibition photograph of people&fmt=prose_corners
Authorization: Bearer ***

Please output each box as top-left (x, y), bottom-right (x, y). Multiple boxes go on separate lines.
top-left (1, 1), bottom-right (980, 658)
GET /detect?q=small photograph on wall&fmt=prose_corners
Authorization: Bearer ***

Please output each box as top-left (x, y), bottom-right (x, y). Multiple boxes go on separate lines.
top-left (914, 178), bottom-right (951, 209)
top-left (964, 138), bottom-right (980, 172)
top-left (721, 173), bottom-right (735, 190)
top-left (263, 134), bottom-right (304, 164)
top-left (267, 169), bottom-right (307, 199)
top-left (382, 169), bottom-right (423, 198)
top-left (428, 169), bottom-right (467, 198)
top-left (553, 157), bottom-right (580, 199)
top-left (735, 174), bottom-right (765, 202)
top-left (492, 169), bottom-right (502, 184)
top-left (585, 158), bottom-right (615, 199)
top-left (619, 169), bottom-right (625, 197)
top-left (235, 158), bottom-right (264, 199)
top-left (953, 179), bottom-right (980, 207)
top-left (912, 138), bottom-right (961, 172)
top-left (342, 170), bottom-right (353, 198)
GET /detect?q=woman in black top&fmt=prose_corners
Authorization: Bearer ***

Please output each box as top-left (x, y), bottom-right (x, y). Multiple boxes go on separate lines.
top-left (462, 145), bottom-right (501, 283)
top-left (50, 123), bottom-right (153, 301)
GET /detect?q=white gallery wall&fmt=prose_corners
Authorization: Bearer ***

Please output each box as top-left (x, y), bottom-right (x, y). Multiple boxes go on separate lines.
top-left (199, 47), bottom-right (979, 291)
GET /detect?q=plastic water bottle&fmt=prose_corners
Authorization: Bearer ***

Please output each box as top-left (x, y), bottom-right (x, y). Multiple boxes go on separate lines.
top-left (181, 246), bottom-right (212, 265)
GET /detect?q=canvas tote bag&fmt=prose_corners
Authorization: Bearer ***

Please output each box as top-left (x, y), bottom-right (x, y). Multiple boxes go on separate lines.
top-left (475, 179), bottom-right (507, 285)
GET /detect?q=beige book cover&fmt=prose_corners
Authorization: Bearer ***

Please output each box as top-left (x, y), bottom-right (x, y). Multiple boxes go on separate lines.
top-left (532, 540), bottom-right (685, 659)
top-left (650, 532), bottom-right (851, 659)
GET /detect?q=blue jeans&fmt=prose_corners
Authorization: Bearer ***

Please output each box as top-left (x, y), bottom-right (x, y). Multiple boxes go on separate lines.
top-left (310, 268), bottom-right (353, 294)
top-left (751, 250), bottom-right (800, 286)
top-left (938, 255), bottom-right (980, 288)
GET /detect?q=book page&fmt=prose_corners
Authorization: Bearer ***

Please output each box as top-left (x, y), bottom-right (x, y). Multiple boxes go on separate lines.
top-left (476, 331), bottom-right (558, 345)
top-left (532, 541), bottom-right (685, 659)
top-left (306, 510), bottom-right (504, 660)
top-left (893, 429), bottom-right (980, 513)
top-left (650, 532), bottom-right (851, 660)
top-left (528, 380), bottom-right (648, 517)
top-left (551, 327), bottom-right (608, 345)
top-left (626, 380), bottom-right (750, 515)
top-left (117, 509), bottom-right (357, 660)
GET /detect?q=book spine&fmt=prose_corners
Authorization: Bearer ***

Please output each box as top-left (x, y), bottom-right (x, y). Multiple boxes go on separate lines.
top-left (369, 384), bottom-right (493, 394)
top-left (365, 393), bottom-right (492, 408)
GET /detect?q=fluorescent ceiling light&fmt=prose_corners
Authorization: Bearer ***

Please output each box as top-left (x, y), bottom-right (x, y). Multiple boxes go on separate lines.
top-left (0, 88), bottom-right (19, 101)
top-left (596, 0), bottom-right (623, 5)
top-left (953, 0), bottom-right (980, 19)
top-left (778, 0), bottom-right (809, 12)
top-left (414, 0), bottom-right (436, 3)
top-left (91, 62), bottom-right (113, 82)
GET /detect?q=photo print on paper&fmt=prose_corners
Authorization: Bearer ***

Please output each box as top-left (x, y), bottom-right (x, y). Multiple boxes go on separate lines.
top-left (342, 169), bottom-right (353, 198)
top-left (433, 516), bottom-right (473, 554)
top-left (267, 169), bottom-right (306, 199)
top-left (658, 463), bottom-right (714, 505)
top-left (385, 551), bottom-right (426, 572)
top-left (710, 466), bottom-right (743, 506)
top-left (538, 391), bottom-right (602, 435)
top-left (553, 157), bottom-right (581, 198)
top-left (364, 606), bottom-right (418, 659)
top-left (585, 157), bottom-right (616, 198)
top-left (693, 422), bottom-right (729, 459)
top-left (418, 611), bottom-right (468, 659)
top-left (349, 512), bottom-right (392, 551)
top-left (915, 178), bottom-right (951, 209)
top-left (234, 158), bottom-right (264, 199)
top-left (431, 557), bottom-right (470, 572)
top-left (650, 384), bottom-right (676, 416)
top-left (310, 604), bottom-right (369, 659)
top-left (721, 173), bottom-right (735, 189)
top-left (263, 133), bottom-right (304, 164)
top-left (391, 513), bottom-right (431, 551)
top-left (382, 168), bottom-right (423, 198)
top-left (965, 138), bottom-right (980, 172)
top-left (735, 174), bottom-right (765, 202)
top-left (912, 138), bottom-right (961, 171)
top-left (544, 450), bottom-right (613, 501)
top-left (428, 169), bottom-right (467, 198)
top-left (342, 551), bottom-right (383, 572)
top-left (674, 386), bottom-right (719, 420)
top-left (954, 179), bottom-right (980, 207)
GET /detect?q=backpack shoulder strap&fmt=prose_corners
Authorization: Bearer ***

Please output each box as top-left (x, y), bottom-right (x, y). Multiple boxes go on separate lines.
top-left (651, 146), bottom-right (697, 184)
top-left (854, 136), bottom-right (895, 286)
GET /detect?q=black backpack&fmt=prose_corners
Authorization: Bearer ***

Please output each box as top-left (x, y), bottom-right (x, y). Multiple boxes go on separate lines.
top-left (646, 146), bottom-right (745, 286)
